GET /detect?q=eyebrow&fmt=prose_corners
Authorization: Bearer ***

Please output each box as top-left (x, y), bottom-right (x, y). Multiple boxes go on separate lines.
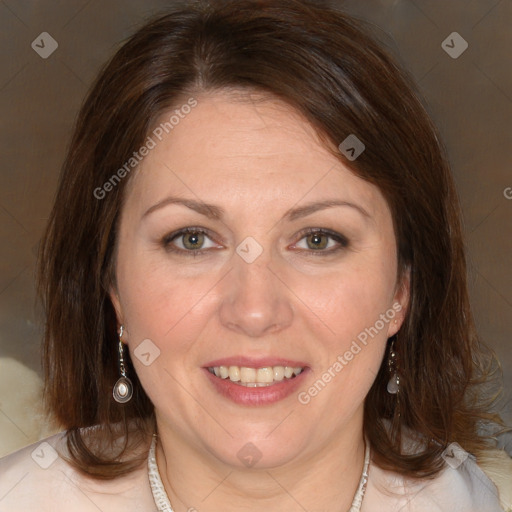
top-left (142, 196), bottom-right (371, 222)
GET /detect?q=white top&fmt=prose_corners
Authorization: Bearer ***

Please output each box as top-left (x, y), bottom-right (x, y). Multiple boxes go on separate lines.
top-left (0, 430), bottom-right (507, 512)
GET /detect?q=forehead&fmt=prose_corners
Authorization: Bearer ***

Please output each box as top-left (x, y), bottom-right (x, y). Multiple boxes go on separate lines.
top-left (123, 90), bottom-right (383, 221)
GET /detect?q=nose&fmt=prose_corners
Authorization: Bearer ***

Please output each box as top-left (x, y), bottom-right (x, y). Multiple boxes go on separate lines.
top-left (218, 250), bottom-right (294, 338)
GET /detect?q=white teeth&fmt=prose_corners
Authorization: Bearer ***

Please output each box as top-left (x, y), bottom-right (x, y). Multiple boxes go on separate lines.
top-left (240, 367), bottom-right (256, 382)
top-left (256, 367), bottom-right (274, 383)
top-left (273, 366), bottom-right (285, 381)
top-left (228, 366), bottom-right (240, 381)
top-left (208, 365), bottom-right (305, 385)
top-left (284, 367), bottom-right (294, 378)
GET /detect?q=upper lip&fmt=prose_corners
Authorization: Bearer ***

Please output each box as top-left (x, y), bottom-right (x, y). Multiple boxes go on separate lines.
top-left (203, 356), bottom-right (309, 368)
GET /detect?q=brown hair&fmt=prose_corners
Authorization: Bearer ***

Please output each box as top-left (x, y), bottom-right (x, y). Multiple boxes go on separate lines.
top-left (38, 0), bottom-right (502, 479)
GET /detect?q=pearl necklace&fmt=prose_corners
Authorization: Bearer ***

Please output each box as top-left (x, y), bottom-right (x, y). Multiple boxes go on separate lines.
top-left (148, 434), bottom-right (370, 512)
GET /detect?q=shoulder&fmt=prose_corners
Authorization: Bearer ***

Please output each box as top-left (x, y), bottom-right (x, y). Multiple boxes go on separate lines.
top-left (0, 430), bottom-right (156, 512)
top-left (479, 448), bottom-right (512, 511)
top-left (365, 445), bottom-right (509, 512)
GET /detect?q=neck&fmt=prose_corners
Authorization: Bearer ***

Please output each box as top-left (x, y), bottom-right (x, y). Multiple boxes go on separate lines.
top-left (154, 413), bottom-right (367, 512)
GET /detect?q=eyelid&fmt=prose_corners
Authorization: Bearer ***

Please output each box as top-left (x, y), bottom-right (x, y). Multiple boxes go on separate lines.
top-left (161, 226), bottom-right (349, 256)
top-left (162, 227), bottom-right (223, 255)
top-left (291, 227), bottom-right (349, 253)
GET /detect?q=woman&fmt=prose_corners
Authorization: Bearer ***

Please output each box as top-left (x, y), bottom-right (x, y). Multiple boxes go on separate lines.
top-left (0, 0), bottom-right (510, 510)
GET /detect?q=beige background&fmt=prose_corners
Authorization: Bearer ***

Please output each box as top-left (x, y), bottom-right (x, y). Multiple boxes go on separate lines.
top-left (0, 0), bottom-right (510, 457)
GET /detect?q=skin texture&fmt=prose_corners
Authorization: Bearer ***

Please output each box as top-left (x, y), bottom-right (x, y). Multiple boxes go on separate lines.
top-left (110, 90), bottom-right (409, 512)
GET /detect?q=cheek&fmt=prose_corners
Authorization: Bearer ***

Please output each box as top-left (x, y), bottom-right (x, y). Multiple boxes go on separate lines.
top-left (121, 272), bottom-right (213, 339)
top-left (292, 249), bottom-right (397, 346)
top-left (292, 262), bottom-right (394, 418)
top-left (115, 243), bottom-right (223, 356)
top-left (115, 256), bottom-right (219, 410)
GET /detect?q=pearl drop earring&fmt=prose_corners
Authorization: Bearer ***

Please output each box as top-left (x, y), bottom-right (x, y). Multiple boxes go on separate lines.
top-left (113, 325), bottom-right (134, 403)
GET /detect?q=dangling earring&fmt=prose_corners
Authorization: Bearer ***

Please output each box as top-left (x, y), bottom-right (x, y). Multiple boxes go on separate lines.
top-left (386, 336), bottom-right (400, 395)
top-left (113, 325), bottom-right (134, 403)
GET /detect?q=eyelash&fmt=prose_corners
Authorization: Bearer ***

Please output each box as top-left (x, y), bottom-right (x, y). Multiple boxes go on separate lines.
top-left (161, 227), bottom-right (349, 257)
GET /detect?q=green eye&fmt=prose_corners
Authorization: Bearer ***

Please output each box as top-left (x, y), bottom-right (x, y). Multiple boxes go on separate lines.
top-left (162, 228), bottom-right (218, 255)
top-left (294, 228), bottom-right (349, 255)
top-left (305, 233), bottom-right (329, 250)
top-left (182, 231), bottom-right (205, 250)
top-left (162, 227), bottom-right (348, 257)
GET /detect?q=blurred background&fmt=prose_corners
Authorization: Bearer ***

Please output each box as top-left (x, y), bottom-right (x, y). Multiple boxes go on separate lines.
top-left (0, 0), bottom-right (511, 457)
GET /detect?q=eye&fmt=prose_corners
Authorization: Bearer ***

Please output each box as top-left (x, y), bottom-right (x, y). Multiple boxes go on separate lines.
top-left (162, 227), bottom-right (220, 255)
top-left (161, 227), bottom-right (348, 256)
top-left (293, 228), bottom-right (349, 254)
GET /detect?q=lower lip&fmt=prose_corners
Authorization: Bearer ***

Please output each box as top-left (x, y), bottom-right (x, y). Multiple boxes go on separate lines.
top-left (203, 368), bottom-right (309, 406)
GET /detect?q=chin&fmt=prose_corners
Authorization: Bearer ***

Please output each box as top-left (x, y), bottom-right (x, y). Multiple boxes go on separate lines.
top-left (204, 429), bottom-right (309, 471)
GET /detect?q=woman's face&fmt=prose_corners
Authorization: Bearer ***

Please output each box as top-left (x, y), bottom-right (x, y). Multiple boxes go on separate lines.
top-left (111, 90), bottom-right (408, 469)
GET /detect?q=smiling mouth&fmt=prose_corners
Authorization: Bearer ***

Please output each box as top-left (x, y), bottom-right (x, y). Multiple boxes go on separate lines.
top-left (207, 365), bottom-right (304, 387)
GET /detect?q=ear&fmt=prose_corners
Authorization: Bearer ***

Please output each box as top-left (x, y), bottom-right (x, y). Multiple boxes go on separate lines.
top-left (387, 265), bottom-right (410, 338)
top-left (109, 284), bottom-right (124, 330)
